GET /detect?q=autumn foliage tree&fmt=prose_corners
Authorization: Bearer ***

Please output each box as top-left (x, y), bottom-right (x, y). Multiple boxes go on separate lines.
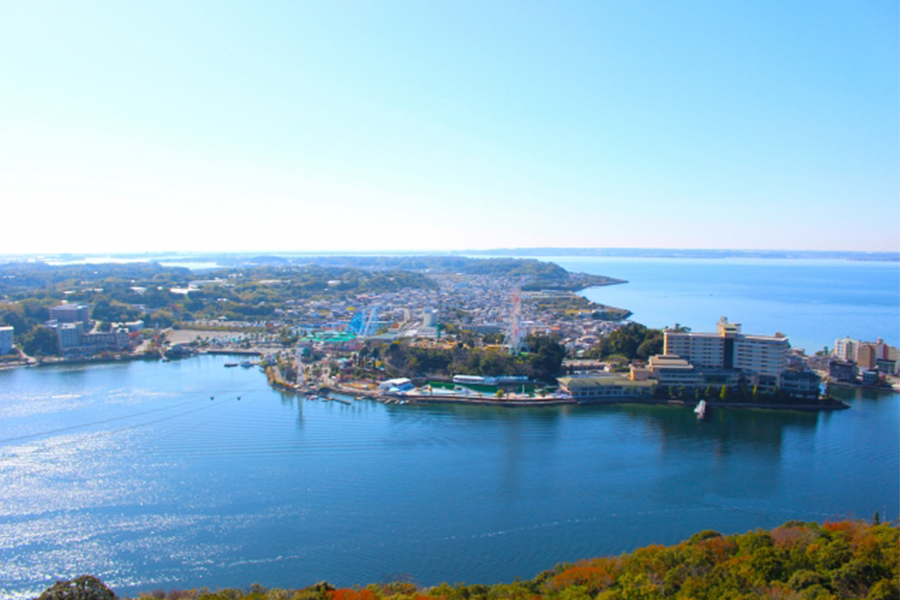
top-left (41, 520), bottom-right (899, 600)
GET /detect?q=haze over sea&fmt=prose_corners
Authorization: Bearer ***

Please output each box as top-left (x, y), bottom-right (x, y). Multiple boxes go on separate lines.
top-left (1, 257), bottom-right (898, 599)
top-left (561, 257), bottom-right (900, 351)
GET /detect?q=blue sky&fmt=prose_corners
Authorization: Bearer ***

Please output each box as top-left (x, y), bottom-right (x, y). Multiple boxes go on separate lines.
top-left (1, 1), bottom-right (897, 253)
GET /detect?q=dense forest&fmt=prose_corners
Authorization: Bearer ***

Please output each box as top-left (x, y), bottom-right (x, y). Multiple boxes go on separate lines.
top-left (585, 322), bottom-right (668, 362)
top-left (212, 256), bottom-right (570, 280)
top-left (37, 520), bottom-right (898, 600)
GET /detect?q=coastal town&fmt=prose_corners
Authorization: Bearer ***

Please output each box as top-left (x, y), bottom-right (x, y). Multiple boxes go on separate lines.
top-left (1, 257), bottom-right (897, 413)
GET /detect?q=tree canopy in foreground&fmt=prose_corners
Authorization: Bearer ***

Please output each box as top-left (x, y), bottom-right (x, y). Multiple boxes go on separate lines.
top-left (38, 520), bottom-right (899, 600)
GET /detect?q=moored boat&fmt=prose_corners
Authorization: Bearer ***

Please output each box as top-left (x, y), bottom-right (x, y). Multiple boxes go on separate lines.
top-left (694, 399), bottom-right (707, 419)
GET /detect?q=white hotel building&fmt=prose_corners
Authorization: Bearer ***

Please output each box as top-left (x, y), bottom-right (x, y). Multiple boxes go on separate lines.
top-left (664, 318), bottom-right (789, 387)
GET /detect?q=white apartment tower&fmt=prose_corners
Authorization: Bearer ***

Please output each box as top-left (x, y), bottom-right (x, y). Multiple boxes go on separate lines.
top-left (833, 337), bottom-right (857, 362)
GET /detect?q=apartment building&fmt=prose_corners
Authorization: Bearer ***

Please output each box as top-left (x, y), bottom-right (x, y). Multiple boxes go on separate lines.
top-left (664, 317), bottom-right (789, 384)
top-left (49, 304), bottom-right (91, 325)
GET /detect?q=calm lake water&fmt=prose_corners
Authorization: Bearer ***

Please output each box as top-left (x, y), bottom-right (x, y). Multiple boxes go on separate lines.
top-left (1, 258), bottom-right (899, 599)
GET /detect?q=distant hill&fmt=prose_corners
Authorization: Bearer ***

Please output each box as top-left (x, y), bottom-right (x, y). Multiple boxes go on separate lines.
top-left (460, 248), bottom-right (900, 261)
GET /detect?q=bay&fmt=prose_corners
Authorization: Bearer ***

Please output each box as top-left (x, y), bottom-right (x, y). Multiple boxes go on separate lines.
top-left (1, 257), bottom-right (899, 599)
top-left (0, 357), bottom-right (897, 599)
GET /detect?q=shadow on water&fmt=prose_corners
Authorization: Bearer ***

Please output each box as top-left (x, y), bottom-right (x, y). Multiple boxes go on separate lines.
top-left (376, 397), bottom-right (821, 457)
top-left (609, 402), bottom-right (819, 455)
top-left (832, 385), bottom-right (899, 403)
top-left (277, 391), bottom-right (305, 426)
top-left (391, 401), bottom-right (567, 423)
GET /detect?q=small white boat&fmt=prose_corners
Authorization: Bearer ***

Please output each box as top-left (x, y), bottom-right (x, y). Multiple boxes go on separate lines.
top-left (694, 400), bottom-right (707, 419)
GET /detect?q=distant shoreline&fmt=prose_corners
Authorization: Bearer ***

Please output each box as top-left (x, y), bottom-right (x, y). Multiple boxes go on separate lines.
top-left (3, 249), bottom-right (898, 267)
top-left (461, 248), bottom-right (900, 262)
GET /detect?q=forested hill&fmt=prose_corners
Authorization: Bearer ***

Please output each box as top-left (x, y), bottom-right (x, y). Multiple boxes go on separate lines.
top-left (38, 520), bottom-right (898, 600)
top-left (217, 255), bottom-right (582, 285)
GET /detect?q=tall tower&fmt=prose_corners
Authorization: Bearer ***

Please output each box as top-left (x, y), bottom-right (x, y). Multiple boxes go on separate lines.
top-left (508, 289), bottom-right (524, 355)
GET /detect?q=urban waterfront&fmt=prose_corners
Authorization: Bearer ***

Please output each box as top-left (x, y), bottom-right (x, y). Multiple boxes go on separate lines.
top-left (1, 257), bottom-right (899, 599)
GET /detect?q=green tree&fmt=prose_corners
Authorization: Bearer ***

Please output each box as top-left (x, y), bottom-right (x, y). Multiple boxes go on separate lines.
top-left (22, 326), bottom-right (58, 356)
top-left (636, 336), bottom-right (664, 360)
top-left (527, 334), bottom-right (566, 380)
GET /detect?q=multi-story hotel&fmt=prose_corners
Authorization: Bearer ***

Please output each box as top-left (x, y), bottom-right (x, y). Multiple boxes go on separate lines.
top-left (664, 317), bottom-right (789, 386)
top-left (49, 304), bottom-right (91, 325)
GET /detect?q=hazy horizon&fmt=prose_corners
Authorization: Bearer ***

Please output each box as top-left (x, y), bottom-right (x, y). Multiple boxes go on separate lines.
top-left (3, 247), bottom-right (898, 263)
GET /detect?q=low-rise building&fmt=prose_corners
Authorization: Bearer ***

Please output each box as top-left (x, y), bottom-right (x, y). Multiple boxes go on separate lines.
top-left (875, 358), bottom-right (897, 375)
top-left (119, 320), bottom-right (145, 332)
top-left (83, 329), bottom-right (131, 352)
top-left (557, 375), bottom-right (655, 400)
top-left (647, 355), bottom-right (702, 387)
top-left (54, 323), bottom-right (130, 355)
top-left (828, 360), bottom-right (858, 383)
top-left (861, 370), bottom-right (881, 387)
top-left (780, 370), bottom-right (821, 400)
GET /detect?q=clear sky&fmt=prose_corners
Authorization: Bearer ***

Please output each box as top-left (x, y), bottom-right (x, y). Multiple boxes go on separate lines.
top-left (1, 1), bottom-right (897, 254)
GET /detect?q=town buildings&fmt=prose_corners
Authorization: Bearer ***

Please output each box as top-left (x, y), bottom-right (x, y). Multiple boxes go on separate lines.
top-left (557, 375), bottom-right (654, 400)
top-left (831, 336), bottom-right (898, 376)
top-left (828, 360), bottom-right (859, 383)
top-left (54, 322), bottom-right (131, 355)
top-left (46, 303), bottom-right (132, 355)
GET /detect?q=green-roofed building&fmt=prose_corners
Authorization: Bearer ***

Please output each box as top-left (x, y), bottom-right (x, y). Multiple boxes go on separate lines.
top-left (557, 375), bottom-right (655, 400)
